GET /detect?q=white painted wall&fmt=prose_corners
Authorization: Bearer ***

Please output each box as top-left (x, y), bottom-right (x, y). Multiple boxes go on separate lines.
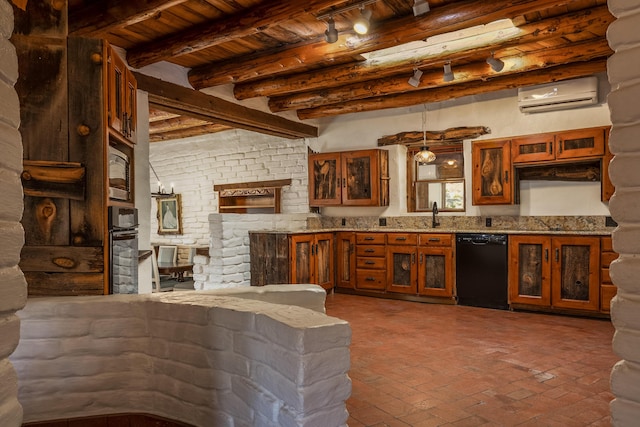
top-left (0, 2), bottom-right (26, 425)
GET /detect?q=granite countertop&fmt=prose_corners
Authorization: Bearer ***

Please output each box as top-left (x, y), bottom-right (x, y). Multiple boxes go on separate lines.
top-left (249, 215), bottom-right (615, 236)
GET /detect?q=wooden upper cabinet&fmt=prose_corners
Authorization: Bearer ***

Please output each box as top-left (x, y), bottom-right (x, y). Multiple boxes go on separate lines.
top-left (511, 133), bottom-right (555, 163)
top-left (512, 127), bottom-right (605, 164)
top-left (309, 149), bottom-right (389, 207)
top-left (106, 44), bottom-right (136, 142)
top-left (472, 139), bottom-right (512, 205)
top-left (309, 152), bottom-right (341, 206)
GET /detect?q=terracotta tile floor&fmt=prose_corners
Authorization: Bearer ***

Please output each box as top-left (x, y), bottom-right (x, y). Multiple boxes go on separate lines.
top-left (324, 293), bottom-right (617, 427)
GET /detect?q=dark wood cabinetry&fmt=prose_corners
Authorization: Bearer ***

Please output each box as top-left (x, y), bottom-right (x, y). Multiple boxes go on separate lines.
top-left (472, 139), bottom-right (513, 205)
top-left (509, 235), bottom-right (601, 313)
top-left (309, 149), bottom-right (389, 207)
top-left (249, 232), bottom-right (289, 286)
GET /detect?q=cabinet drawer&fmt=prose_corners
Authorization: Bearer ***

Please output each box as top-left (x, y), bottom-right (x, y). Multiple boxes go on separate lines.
top-left (356, 245), bottom-right (385, 257)
top-left (357, 257), bottom-right (386, 269)
top-left (601, 284), bottom-right (617, 313)
top-left (601, 252), bottom-right (618, 267)
top-left (601, 236), bottom-right (613, 252)
top-left (387, 233), bottom-right (417, 245)
top-left (419, 234), bottom-right (452, 247)
top-left (356, 269), bottom-right (387, 291)
top-left (601, 267), bottom-right (611, 285)
top-left (356, 233), bottom-right (385, 244)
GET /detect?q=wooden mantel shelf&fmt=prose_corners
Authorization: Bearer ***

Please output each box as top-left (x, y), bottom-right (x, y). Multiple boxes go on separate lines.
top-left (213, 179), bottom-right (292, 214)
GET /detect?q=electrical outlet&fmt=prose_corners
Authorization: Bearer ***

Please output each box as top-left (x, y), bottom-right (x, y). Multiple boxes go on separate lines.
top-left (605, 216), bottom-right (618, 227)
top-left (379, 218), bottom-right (387, 226)
top-left (485, 217), bottom-right (492, 227)
top-left (341, 218), bottom-right (346, 226)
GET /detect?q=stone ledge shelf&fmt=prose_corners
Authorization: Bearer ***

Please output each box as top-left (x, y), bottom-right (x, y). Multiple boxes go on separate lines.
top-left (10, 285), bottom-right (351, 427)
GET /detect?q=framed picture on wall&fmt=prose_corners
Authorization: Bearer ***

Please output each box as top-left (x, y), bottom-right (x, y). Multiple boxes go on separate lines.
top-left (157, 194), bottom-right (182, 235)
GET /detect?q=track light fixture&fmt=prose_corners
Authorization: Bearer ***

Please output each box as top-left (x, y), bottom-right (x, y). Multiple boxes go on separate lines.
top-left (408, 68), bottom-right (423, 87)
top-left (353, 7), bottom-right (372, 35)
top-left (443, 62), bottom-right (454, 82)
top-left (317, 0), bottom-right (378, 42)
top-left (412, 0), bottom-right (430, 17)
top-left (324, 16), bottom-right (338, 43)
top-left (486, 52), bottom-right (504, 72)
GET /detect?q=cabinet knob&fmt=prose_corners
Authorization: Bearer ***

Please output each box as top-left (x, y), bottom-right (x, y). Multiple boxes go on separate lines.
top-left (90, 53), bottom-right (103, 65)
top-left (76, 124), bottom-right (91, 136)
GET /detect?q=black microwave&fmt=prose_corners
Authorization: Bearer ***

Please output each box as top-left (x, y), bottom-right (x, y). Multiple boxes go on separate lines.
top-left (109, 146), bottom-right (131, 201)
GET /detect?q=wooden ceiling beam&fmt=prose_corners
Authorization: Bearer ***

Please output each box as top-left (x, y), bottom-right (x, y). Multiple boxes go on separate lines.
top-left (149, 116), bottom-right (211, 133)
top-left (234, 5), bottom-right (613, 100)
top-left (297, 59), bottom-right (608, 119)
top-left (188, 0), bottom-right (579, 89)
top-left (150, 123), bottom-right (232, 143)
top-left (68, 0), bottom-right (188, 37)
top-left (127, 0), bottom-right (345, 68)
top-left (269, 38), bottom-right (612, 112)
top-left (134, 72), bottom-right (318, 139)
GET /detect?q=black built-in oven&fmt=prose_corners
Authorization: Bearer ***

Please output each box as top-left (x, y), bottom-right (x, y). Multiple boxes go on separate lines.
top-left (108, 207), bottom-right (139, 294)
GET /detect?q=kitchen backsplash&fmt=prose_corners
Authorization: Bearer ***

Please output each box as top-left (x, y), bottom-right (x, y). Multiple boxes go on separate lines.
top-left (309, 215), bottom-right (616, 233)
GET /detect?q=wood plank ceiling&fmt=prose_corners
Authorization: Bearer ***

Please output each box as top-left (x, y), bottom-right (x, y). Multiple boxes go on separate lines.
top-left (68, 0), bottom-right (612, 142)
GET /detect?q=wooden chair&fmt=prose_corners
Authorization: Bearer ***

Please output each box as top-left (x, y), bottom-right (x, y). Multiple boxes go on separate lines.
top-left (151, 246), bottom-right (176, 292)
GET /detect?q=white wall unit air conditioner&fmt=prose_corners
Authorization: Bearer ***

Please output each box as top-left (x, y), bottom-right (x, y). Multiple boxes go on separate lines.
top-left (517, 76), bottom-right (598, 113)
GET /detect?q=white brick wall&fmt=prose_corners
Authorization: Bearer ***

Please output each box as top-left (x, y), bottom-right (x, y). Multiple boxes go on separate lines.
top-left (149, 130), bottom-right (310, 248)
top-left (0, 2), bottom-right (26, 426)
top-left (10, 287), bottom-right (351, 427)
top-left (199, 213), bottom-right (313, 289)
top-left (607, 1), bottom-right (640, 425)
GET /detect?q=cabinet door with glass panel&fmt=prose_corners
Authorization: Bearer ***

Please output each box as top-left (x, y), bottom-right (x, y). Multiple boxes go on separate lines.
top-left (412, 146), bottom-right (465, 212)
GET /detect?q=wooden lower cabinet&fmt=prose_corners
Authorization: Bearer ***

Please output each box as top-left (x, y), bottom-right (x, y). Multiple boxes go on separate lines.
top-left (386, 245), bottom-right (418, 294)
top-left (355, 232), bottom-right (386, 291)
top-left (509, 235), bottom-right (601, 313)
top-left (600, 236), bottom-right (617, 313)
top-left (335, 232), bottom-right (356, 289)
top-left (418, 234), bottom-right (454, 298)
top-left (290, 233), bottom-right (334, 291)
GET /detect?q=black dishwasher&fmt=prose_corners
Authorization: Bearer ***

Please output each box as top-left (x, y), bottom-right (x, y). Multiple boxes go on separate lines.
top-left (455, 234), bottom-right (509, 310)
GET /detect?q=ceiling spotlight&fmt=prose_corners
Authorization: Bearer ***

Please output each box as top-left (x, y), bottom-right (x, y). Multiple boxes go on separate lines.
top-left (443, 62), bottom-right (454, 82)
top-left (412, 0), bottom-right (430, 17)
top-left (486, 52), bottom-right (504, 72)
top-left (324, 16), bottom-right (338, 43)
top-left (353, 7), bottom-right (372, 35)
top-left (408, 68), bottom-right (423, 87)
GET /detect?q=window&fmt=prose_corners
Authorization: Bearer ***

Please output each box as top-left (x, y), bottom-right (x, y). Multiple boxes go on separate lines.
top-left (409, 145), bottom-right (465, 212)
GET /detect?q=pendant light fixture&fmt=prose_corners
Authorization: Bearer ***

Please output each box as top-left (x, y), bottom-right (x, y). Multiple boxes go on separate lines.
top-left (414, 105), bottom-right (436, 164)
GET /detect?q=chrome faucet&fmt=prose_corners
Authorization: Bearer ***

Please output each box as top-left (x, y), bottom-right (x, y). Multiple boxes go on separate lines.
top-left (432, 202), bottom-right (440, 228)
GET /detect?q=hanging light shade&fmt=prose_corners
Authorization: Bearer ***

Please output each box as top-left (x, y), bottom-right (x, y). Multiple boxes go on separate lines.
top-left (414, 146), bottom-right (436, 163)
top-left (324, 16), bottom-right (338, 43)
top-left (414, 106), bottom-right (436, 163)
top-left (353, 8), bottom-right (372, 34)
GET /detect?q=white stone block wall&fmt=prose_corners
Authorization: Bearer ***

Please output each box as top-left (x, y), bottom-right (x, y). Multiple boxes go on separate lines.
top-left (607, 2), bottom-right (640, 425)
top-left (10, 289), bottom-right (351, 427)
top-left (199, 213), bottom-right (314, 290)
top-left (149, 130), bottom-right (310, 248)
top-left (0, 2), bottom-right (27, 426)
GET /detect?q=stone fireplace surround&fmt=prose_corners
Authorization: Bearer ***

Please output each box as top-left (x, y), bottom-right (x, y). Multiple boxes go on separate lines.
top-left (10, 285), bottom-right (351, 427)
